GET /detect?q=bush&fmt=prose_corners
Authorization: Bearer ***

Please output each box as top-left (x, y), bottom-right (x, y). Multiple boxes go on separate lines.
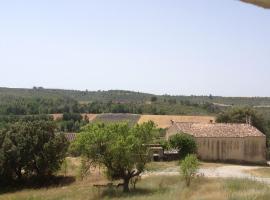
top-left (180, 154), bottom-right (199, 187)
top-left (169, 133), bottom-right (197, 158)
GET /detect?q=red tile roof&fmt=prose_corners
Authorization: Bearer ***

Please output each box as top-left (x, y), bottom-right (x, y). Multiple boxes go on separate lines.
top-left (174, 122), bottom-right (265, 138)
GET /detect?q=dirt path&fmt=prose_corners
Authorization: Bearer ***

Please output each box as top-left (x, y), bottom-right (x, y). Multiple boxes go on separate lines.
top-left (143, 164), bottom-right (270, 184)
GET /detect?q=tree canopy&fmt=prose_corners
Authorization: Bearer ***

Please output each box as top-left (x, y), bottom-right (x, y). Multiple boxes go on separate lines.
top-left (0, 120), bottom-right (68, 185)
top-left (216, 107), bottom-right (266, 133)
top-left (169, 133), bottom-right (197, 159)
top-left (74, 121), bottom-right (157, 192)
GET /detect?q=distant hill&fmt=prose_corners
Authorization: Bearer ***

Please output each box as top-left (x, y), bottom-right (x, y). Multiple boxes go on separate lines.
top-left (1, 87), bottom-right (270, 120)
top-left (1, 87), bottom-right (270, 106)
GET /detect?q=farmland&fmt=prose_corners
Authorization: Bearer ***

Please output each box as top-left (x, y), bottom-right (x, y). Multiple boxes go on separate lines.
top-left (138, 115), bottom-right (215, 128)
top-left (92, 113), bottom-right (141, 126)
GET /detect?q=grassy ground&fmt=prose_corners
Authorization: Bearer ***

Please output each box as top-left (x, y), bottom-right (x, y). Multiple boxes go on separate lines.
top-left (1, 176), bottom-right (270, 200)
top-left (145, 161), bottom-right (179, 171)
top-left (1, 158), bottom-right (270, 200)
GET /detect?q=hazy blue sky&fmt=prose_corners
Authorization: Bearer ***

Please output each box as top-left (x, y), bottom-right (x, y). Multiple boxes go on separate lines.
top-left (0, 0), bottom-right (269, 96)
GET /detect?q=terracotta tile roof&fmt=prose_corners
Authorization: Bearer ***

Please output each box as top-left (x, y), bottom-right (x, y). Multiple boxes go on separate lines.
top-left (174, 122), bottom-right (265, 138)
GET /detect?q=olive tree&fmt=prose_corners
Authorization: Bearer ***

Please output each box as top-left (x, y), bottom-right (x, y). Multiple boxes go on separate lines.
top-left (74, 121), bottom-right (157, 192)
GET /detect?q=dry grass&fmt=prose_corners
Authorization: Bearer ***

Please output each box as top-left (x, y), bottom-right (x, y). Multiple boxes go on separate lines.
top-left (1, 158), bottom-right (270, 200)
top-left (145, 161), bottom-right (179, 171)
top-left (50, 113), bottom-right (97, 122)
top-left (50, 113), bottom-right (63, 120)
top-left (3, 175), bottom-right (269, 200)
top-left (81, 113), bottom-right (97, 121)
top-left (246, 167), bottom-right (270, 178)
top-left (138, 115), bottom-right (215, 128)
top-left (199, 161), bottom-right (230, 169)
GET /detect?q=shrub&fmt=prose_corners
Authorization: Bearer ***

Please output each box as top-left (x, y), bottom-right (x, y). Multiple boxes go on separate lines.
top-left (180, 154), bottom-right (199, 187)
top-left (169, 133), bottom-right (197, 158)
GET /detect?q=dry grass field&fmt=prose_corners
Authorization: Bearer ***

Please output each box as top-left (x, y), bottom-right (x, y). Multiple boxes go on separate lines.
top-left (1, 158), bottom-right (270, 200)
top-left (50, 113), bottom-right (216, 128)
top-left (81, 114), bottom-right (97, 121)
top-left (246, 168), bottom-right (270, 178)
top-left (51, 114), bottom-right (63, 120)
top-left (138, 115), bottom-right (215, 128)
top-left (1, 174), bottom-right (269, 200)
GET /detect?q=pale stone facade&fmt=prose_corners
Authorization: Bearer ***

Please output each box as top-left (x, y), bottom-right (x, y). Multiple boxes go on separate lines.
top-left (166, 122), bottom-right (266, 164)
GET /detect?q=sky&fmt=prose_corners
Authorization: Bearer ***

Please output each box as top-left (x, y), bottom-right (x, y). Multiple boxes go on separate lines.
top-left (0, 0), bottom-right (269, 97)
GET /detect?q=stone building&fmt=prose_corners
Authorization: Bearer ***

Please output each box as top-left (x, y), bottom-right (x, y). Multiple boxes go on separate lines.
top-left (166, 122), bottom-right (266, 164)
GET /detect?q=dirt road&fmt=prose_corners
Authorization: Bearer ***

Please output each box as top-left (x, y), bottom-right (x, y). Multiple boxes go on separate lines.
top-left (143, 163), bottom-right (270, 184)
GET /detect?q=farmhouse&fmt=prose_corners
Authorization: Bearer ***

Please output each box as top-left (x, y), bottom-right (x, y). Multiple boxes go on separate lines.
top-left (166, 122), bottom-right (266, 164)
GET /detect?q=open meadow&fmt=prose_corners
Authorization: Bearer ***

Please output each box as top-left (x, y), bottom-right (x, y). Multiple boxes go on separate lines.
top-left (1, 157), bottom-right (270, 200)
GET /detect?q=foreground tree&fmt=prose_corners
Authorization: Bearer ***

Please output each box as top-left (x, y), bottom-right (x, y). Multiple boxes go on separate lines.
top-left (180, 154), bottom-right (199, 187)
top-left (75, 121), bottom-right (157, 192)
top-left (169, 134), bottom-right (197, 158)
top-left (0, 120), bottom-right (68, 184)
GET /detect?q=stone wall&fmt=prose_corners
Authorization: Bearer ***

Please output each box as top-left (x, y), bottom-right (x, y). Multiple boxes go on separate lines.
top-left (196, 137), bottom-right (266, 164)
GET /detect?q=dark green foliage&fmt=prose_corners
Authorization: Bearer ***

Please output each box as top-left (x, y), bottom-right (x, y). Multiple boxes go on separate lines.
top-left (0, 96), bottom-right (79, 115)
top-left (0, 121), bottom-right (68, 185)
top-left (216, 107), bottom-right (270, 157)
top-left (74, 121), bottom-right (157, 192)
top-left (1, 87), bottom-right (270, 120)
top-left (151, 96), bottom-right (158, 102)
top-left (216, 107), bottom-right (266, 133)
top-left (169, 134), bottom-right (197, 158)
top-left (0, 115), bottom-right (53, 129)
top-left (57, 113), bottom-right (88, 132)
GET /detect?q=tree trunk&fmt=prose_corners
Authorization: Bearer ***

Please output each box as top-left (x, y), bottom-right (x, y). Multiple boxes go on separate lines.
top-left (16, 167), bottom-right (22, 180)
top-left (123, 178), bottom-right (130, 193)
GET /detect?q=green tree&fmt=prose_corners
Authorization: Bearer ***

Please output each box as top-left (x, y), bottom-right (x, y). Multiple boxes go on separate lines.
top-left (0, 120), bottom-right (68, 184)
top-left (180, 154), bottom-right (199, 187)
top-left (169, 133), bottom-right (197, 158)
top-left (150, 96), bottom-right (158, 102)
top-left (74, 121), bottom-right (157, 192)
top-left (216, 107), bottom-right (266, 133)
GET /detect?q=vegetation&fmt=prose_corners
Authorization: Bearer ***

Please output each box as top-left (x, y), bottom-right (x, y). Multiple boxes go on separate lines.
top-left (180, 154), bottom-right (199, 187)
top-left (1, 173), bottom-right (269, 200)
top-left (169, 134), bottom-right (197, 158)
top-left (57, 113), bottom-right (89, 132)
top-left (74, 121), bottom-right (157, 192)
top-left (2, 88), bottom-right (270, 120)
top-left (0, 120), bottom-right (68, 185)
top-left (93, 113), bottom-right (141, 126)
top-left (216, 107), bottom-right (270, 157)
top-left (216, 107), bottom-right (266, 133)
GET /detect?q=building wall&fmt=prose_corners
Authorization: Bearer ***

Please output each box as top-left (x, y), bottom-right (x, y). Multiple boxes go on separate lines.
top-left (166, 126), bottom-right (266, 164)
top-left (196, 137), bottom-right (266, 164)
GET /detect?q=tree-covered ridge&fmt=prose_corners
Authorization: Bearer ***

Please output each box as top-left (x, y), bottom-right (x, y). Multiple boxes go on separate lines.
top-left (2, 87), bottom-right (270, 106)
